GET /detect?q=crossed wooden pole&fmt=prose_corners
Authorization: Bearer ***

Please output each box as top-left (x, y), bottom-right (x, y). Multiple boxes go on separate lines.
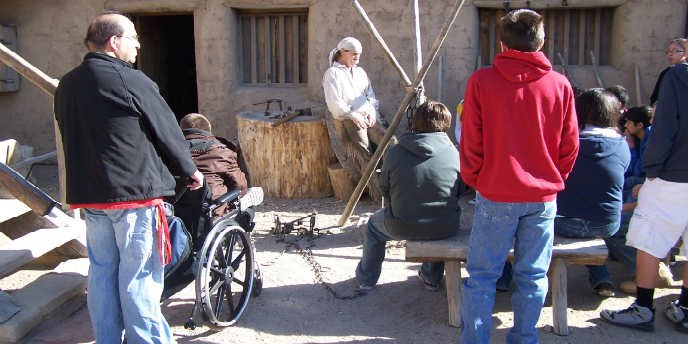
top-left (338, 0), bottom-right (466, 226)
top-left (0, 42), bottom-right (68, 208)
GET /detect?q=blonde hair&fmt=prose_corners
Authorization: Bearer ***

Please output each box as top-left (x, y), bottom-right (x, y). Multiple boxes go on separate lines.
top-left (180, 113), bottom-right (212, 132)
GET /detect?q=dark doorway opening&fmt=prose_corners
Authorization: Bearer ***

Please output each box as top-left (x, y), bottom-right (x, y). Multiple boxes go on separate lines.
top-left (133, 14), bottom-right (197, 121)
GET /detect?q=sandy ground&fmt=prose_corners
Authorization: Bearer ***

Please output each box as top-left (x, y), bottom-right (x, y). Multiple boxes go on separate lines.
top-left (13, 164), bottom-right (688, 343)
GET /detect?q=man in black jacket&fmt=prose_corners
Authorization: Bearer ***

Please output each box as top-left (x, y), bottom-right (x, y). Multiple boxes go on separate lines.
top-left (54, 12), bottom-right (202, 344)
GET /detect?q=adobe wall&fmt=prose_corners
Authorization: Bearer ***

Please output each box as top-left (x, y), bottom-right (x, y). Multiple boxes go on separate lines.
top-left (0, 0), bottom-right (685, 151)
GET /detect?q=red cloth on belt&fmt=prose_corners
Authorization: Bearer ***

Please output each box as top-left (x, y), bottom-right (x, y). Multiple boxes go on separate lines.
top-left (70, 198), bottom-right (171, 265)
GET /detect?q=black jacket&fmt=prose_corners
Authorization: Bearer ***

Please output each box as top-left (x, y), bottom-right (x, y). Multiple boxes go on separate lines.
top-left (644, 62), bottom-right (688, 182)
top-left (54, 53), bottom-right (197, 204)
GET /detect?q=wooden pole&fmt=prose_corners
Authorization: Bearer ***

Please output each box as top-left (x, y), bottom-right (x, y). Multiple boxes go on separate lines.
top-left (411, 0), bottom-right (426, 103)
top-left (634, 63), bottom-right (642, 106)
top-left (338, 0), bottom-right (466, 226)
top-left (589, 50), bottom-right (604, 88)
top-left (353, 0), bottom-right (412, 87)
top-left (0, 42), bottom-right (67, 207)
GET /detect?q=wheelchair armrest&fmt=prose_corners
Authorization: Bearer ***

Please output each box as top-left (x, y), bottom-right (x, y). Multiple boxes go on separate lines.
top-left (211, 189), bottom-right (242, 208)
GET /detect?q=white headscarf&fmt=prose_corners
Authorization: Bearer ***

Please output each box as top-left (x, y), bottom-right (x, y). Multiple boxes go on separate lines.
top-left (328, 37), bottom-right (363, 66)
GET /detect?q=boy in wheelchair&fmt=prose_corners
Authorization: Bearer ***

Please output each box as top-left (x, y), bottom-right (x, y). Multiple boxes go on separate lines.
top-left (161, 113), bottom-right (263, 329)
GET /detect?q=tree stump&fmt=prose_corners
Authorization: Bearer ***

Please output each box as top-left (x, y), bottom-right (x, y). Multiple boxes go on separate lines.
top-left (237, 111), bottom-right (333, 198)
top-left (328, 162), bottom-right (356, 201)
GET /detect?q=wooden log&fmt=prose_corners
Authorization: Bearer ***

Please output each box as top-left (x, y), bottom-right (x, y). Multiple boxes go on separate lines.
top-left (0, 163), bottom-right (57, 216)
top-left (550, 258), bottom-right (569, 336)
top-left (328, 162), bottom-right (356, 201)
top-left (237, 111), bottom-right (333, 198)
top-left (445, 260), bottom-right (462, 327)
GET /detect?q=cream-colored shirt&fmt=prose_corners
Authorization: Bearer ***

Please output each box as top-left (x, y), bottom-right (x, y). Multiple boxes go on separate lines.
top-left (322, 61), bottom-right (380, 122)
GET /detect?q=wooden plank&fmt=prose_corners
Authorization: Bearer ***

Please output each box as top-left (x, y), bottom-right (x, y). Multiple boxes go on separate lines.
top-left (578, 11), bottom-right (586, 65)
top-left (0, 199), bottom-right (31, 223)
top-left (278, 15), bottom-right (286, 83)
top-left (551, 258), bottom-right (569, 335)
top-left (0, 272), bottom-right (86, 342)
top-left (0, 226), bottom-right (83, 278)
top-left (250, 15), bottom-right (257, 83)
top-left (292, 14), bottom-right (300, 84)
top-left (445, 261), bottom-right (462, 327)
top-left (406, 232), bottom-right (607, 265)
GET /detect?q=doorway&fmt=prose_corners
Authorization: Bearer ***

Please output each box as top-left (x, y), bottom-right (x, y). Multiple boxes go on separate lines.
top-left (133, 14), bottom-right (197, 120)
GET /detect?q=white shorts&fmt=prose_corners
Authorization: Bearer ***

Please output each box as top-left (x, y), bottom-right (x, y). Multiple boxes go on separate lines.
top-left (626, 178), bottom-right (688, 258)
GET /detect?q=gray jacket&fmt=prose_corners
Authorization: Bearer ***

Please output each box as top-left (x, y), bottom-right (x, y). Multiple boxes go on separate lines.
top-left (381, 132), bottom-right (462, 240)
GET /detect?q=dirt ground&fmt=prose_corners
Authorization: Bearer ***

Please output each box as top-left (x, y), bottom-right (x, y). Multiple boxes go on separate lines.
top-left (17, 164), bottom-right (688, 343)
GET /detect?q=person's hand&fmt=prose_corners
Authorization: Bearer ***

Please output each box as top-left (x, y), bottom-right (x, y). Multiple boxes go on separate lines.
top-left (363, 112), bottom-right (376, 127)
top-left (188, 170), bottom-right (204, 190)
top-left (632, 183), bottom-right (643, 198)
top-left (350, 112), bottom-right (367, 129)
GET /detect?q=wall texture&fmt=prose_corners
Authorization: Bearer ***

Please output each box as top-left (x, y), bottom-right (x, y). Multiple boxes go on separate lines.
top-left (0, 0), bottom-right (686, 151)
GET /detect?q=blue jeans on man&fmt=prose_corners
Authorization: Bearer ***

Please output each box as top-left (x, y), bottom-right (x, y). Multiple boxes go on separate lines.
top-left (355, 210), bottom-right (445, 288)
top-left (460, 194), bottom-right (556, 344)
top-left (553, 216), bottom-right (635, 289)
top-left (85, 207), bottom-right (175, 344)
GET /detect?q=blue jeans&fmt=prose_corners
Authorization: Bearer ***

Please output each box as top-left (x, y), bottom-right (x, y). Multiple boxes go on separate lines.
top-left (554, 216), bottom-right (619, 289)
top-left (460, 194), bottom-right (556, 344)
top-left (85, 207), bottom-right (175, 344)
top-left (356, 210), bottom-right (444, 287)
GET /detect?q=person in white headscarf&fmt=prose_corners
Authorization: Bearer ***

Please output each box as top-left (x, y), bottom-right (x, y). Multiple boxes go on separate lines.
top-left (323, 36), bottom-right (387, 157)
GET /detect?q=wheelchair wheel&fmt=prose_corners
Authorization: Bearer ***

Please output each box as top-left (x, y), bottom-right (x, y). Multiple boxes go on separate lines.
top-left (196, 222), bottom-right (254, 327)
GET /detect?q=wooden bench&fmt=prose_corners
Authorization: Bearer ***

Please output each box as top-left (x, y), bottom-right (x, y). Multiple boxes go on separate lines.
top-left (405, 230), bottom-right (608, 336)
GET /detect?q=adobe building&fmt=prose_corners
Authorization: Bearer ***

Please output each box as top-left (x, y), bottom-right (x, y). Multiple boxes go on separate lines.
top-left (0, 0), bottom-right (686, 152)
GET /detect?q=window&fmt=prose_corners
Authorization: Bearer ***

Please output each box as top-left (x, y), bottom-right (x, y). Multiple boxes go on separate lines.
top-left (478, 7), bottom-right (613, 66)
top-left (238, 9), bottom-right (308, 85)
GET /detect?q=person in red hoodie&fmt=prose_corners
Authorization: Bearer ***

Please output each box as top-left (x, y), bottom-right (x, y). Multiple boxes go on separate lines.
top-left (458, 9), bottom-right (579, 344)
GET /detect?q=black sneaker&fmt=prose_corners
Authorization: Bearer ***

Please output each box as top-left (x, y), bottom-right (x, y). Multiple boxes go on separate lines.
top-left (600, 302), bottom-right (655, 332)
top-left (664, 300), bottom-right (688, 334)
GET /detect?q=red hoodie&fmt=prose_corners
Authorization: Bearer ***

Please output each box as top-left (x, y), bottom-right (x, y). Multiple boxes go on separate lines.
top-left (459, 49), bottom-right (579, 202)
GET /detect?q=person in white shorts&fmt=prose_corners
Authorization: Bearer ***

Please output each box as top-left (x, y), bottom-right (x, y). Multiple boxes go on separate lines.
top-left (601, 61), bottom-right (688, 334)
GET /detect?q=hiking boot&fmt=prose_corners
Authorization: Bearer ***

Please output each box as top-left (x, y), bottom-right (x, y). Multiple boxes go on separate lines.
top-left (593, 282), bottom-right (616, 297)
top-left (664, 300), bottom-right (688, 333)
top-left (417, 271), bottom-right (441, 292)
top-left (600, 302), bottom-right (655, 332)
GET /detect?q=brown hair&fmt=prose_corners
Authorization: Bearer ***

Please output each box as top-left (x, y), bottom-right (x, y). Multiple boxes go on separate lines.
top-left (84, 12), bottom-right (126, 51)
top-left (412, 100), bottom-right (452, 133)
top-left (180, 113), bottom-right (212, 132)
top-left (575, 88), bottom-right (620, 129)
top-left (499, 9), bottom-right (545, 52)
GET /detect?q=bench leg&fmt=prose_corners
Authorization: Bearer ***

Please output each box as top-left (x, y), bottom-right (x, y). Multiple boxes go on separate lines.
top-left (550, 258), bottom-right (569, 336)
top-left (445, 260), bottom-right (462, 327)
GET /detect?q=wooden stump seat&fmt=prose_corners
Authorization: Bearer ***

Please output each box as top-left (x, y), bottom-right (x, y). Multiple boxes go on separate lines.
top-left (405, 230), bottom-right (608, 336)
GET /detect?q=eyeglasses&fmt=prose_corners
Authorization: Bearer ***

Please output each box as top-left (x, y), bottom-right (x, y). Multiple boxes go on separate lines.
top-left (117, 34), bottom-right (139, 43)
top-left (665, 49), bottom-right (685, 55)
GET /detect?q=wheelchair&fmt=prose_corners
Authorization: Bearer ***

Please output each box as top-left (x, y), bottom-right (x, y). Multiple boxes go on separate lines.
top-left (162, 182), bottom-right (264, 330)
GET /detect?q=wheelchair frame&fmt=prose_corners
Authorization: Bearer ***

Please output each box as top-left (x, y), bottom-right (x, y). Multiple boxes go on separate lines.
top-left (166, 185), bottom-right (263, 330)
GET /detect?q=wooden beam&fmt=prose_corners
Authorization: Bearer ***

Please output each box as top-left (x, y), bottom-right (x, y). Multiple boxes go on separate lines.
top-left (0, 42), bottom-right (67, 207)
top-left (338, 0), bottom-right (467, 226)
top-left (352, 0), bottom-right (412, 87)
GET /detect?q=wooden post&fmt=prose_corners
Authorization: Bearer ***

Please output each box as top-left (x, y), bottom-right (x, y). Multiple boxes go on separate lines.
top-left (338, 0), bottom-right (467, 226)
top-left (411, 0), bottom-right (426, 103)
top-left (550, 258), bottom-right (569, 336)
top-left (445, 260), bottom-right (462, 327)
top-left (0, 42), bottom-right (67, 207)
